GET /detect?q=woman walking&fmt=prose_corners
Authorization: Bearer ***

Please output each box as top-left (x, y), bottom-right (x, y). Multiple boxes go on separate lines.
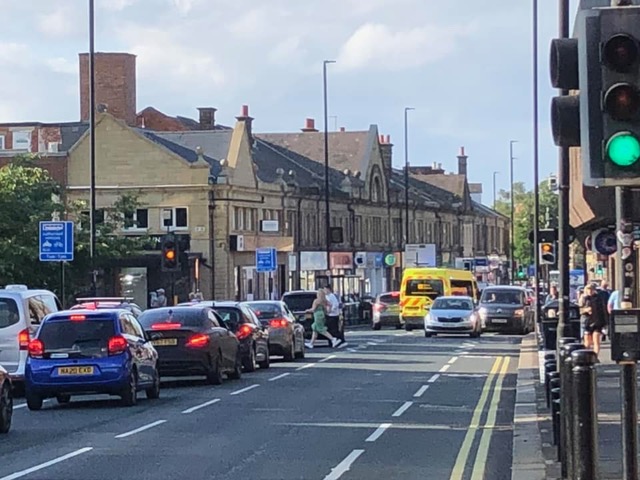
top-left (305, 289), bottom-right (339, 349)
top-left (579, 283), bottom-right (606, 358)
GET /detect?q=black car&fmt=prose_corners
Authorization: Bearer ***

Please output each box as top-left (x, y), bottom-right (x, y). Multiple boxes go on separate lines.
top-left (137, 306), bottom-right (242, 385)
top-left (245, 301), bottom-right (306, 360)
top-left (478, 286), bottom-right (534, 334)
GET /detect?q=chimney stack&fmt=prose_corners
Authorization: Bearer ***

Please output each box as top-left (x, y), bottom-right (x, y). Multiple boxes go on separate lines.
top-left (457, 146), bottom-right (468, 176)
top-left (301, 118), bottom-right (318, 132)
top-left (380, 134), bottom-right (393, 175)
top-left (236, 104), bottom-right (254, 141)
top-left (197, 107), bottom-right (217, 130)
top-left (339, 126), bottom-right (346, 132)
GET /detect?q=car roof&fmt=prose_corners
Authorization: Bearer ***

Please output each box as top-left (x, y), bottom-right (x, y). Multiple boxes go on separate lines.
top-left (142, 306), bottom-right (209, 313)
top-left (244, 300), bottom-right (283, 304)
top-left (483, 286), bottom-right (526, 291)
top-left (434, 296), bottom-right (474, 301)
top-left (282, 291), bottom-right (316, 295)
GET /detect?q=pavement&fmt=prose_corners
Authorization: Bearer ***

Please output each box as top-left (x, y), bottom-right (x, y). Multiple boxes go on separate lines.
top-left (1, 328), bottom-right (522, 480)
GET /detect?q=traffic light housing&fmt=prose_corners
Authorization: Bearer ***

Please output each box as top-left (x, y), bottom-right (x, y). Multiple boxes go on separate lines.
top-left (578, 5), bottom-right (640, 186)
top-left (539, 242), bottom-right (556, 265)
top-left (161, 235), bottom-right (180, 272)
top-left (516, 266), bottom-right (527, 280)
top-left (550, 37), bottom-right (581, 147)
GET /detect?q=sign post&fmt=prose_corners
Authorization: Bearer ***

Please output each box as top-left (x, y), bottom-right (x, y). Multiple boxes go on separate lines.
top-left (39, 221), bottom-right (74, 262)
top-left (256, 248), bottom-right (277, 299)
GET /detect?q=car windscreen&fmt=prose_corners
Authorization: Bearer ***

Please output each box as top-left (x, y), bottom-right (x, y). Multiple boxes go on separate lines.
top-left (378, 293), bottom-right (400, 305)
top-left (481, 290), bottom-right (523, 305)
top-left (247, 303), bottom-right (283, 320)
top-left (0, 298), bottom-right (20, 329)
top-left (432, 298), bottom-right (473, 310)
top-left (405, 279), bottom-right (444, 299)
top-left (38, 319), bottom-right (115, 357)
top-left (138, 309), bottom-right (204, 329)
top-left (282, 294), bottom-right (316, 312)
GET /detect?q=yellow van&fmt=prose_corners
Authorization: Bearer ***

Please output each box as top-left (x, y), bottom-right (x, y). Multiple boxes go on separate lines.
top-left (399, 268), bottom-right (479, 331)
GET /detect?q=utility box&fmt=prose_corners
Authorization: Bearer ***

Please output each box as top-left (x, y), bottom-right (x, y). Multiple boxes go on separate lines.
top-left (610, 309), bottom-right (640, 362)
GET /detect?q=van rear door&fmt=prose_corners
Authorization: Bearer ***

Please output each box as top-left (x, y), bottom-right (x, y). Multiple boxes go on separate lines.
top-left (0, 297), bottom-right (24, 374)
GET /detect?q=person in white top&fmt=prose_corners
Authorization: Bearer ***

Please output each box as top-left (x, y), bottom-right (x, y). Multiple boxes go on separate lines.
top-left (324, 285), bottom-right (345, 344)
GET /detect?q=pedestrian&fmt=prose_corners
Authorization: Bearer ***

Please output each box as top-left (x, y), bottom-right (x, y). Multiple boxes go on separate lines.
top-left (150, 291), bottom-right (159, 308)
top-left (544, 284), bottom-right (559, 305)
top-left (155, 288), bottom-right (167, 307)
top-left (305, 289), bottom-right (339, 349)
top-left (578, 283), bottom-right (606, 358)
top-left (324, 285), bottom-right (345, 344)
top-left (607, 289), bottom-right (621, 314)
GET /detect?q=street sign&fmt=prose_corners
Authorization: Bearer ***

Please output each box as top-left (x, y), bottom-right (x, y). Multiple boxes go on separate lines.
top-left (405, 244), bottom-right (436, 267)
top-left (256, 247), bottom-right (277, 273)
top-left (39, 221), bottom-right (74, 262)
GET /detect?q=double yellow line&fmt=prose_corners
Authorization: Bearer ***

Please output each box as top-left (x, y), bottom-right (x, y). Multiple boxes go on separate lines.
top-left (449, 355), bottom-right (510, 480)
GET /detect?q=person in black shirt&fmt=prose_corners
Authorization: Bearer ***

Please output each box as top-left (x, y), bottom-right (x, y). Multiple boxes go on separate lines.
top-left (579, 283), bottom-right (606, 357)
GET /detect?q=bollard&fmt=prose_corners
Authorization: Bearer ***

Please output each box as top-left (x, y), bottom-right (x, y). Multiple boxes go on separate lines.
top-left (571, 349), bottom-right (599, 480)
top-left (559, 342), bottom-right (584, 479)
top-left (546, 371), bottom-right (560, 409)
top-left (545, 360), bottom-right (558, 407)
top-left (550, 377), bottom-right (561, 447)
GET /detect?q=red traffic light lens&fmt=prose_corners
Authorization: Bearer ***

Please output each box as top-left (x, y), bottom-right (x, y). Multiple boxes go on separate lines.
top-left (603, 34), bottom-right (639, 72)
top-left (604, 83), bottom-right (640, 121)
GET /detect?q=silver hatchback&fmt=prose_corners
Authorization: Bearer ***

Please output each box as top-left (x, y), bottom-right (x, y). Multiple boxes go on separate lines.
top-left (424, 296), bottom-right (482, 338)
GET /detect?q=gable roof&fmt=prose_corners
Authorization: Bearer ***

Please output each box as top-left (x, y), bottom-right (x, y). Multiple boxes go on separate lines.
top-left (149, 130), bottom-right (232, 162)
top-left (412, 173), bottom-right (466, 197)
top-left (137, 130), bottom-right (221, 174)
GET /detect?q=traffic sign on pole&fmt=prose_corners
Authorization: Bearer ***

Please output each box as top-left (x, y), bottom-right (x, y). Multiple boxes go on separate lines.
top-left (256, 247), bottom-right (277, 273)
top-left (39, 221), bottom-right (74, 262)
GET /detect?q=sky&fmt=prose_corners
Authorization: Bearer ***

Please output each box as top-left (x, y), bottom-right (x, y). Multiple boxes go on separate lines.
top-left (0, 0), bottom-right (582, 205)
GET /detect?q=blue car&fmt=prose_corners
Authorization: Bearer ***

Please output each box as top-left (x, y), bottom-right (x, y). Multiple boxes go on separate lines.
top-left (24, 309), bottom-right (160, 410)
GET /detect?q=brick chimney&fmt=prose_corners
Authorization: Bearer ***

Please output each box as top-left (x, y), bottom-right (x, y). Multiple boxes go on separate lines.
top-left (301, 118), bottom-right (318, 132)
top-left (236, 104), bottom-right (254, 141)
top-left (379, 134), bottom-right (393, 175)
top-left (79, 52), bottom-right (137, 125)
top-left (197, 107), bottom-right (217, 130)
top-left (457, 146), bottom-right (468, 176)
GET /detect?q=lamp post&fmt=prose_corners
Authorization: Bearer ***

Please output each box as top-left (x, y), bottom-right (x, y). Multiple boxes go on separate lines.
top-left (532, 0), bottom-right (541, 323)
top-left (510, 140), bottom-right (518, 283)
top-left (323, 60), bottom-right (336, 274)
top-left (404, 107), bottom-right (415, 250)
top-left (492, 171), bottom-right (499, 209)
top-left (88, 0), bottom-right (97, 295)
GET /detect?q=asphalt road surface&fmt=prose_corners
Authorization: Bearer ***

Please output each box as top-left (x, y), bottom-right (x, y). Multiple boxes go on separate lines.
top-left (0, 329), bottom-right (520, 480)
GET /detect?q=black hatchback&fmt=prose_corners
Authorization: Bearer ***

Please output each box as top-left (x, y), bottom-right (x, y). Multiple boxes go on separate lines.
top-left (137, 307), bottom-right (242, 385)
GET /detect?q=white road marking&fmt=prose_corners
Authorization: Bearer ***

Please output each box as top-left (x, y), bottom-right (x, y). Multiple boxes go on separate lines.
top-left (462, 355), bottom-right (494, 359)
top-left (269, 372), bottom-right (291, 382)
top-left (296, 363), bottom-right (315, 371)
top-left (13, 399), bottom-right (50, 410)
top-left (427, 374), bottom-right (441, 383)
top-left (463, 342), bottom-right (476, 348)
top-left (0, 447), bottom-right (93, 480)
top-left (347, 348), bottom-right (357, 352)
top-left (115, 420), bottom-right (167, 439)
top-left (323, 449), bottom-right (365, 480)
top-left (366, 423), bottom-right (392, 442)
top-left (182, 398), bottom-right (221, 414)
top-left (413, 385), bottom-right (430, 398)
top-left (318, 355), bottom-right (337, 363)
top-left (448, 356), bottom-right (459, 365)
top-left (392, 401), bottom-right (413, 417)
top-left (367, 342), bottom-right (378, 346)
top-left (444, 373), bottom-right (488, 378)
top-left (439, 364), bottom-right (451, 373)
top-left (459, 351), bottom-right (470, 355)
top-left (230, 384), bottom-right (260, 396)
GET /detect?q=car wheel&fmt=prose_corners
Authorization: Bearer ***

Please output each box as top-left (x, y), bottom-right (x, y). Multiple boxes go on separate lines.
top-left (228, 352), bottom-right (243, 380)
top-left (56, 394), bottom-right (71, 404)
top-left (121, 370), bottom-right (138, 407)
top-left (372, 323), bottom-right (381, 331)
top-left (26, 391), bottom-right (43, 411)
top-left (295, 341), bottom-right (305, 359)
top-left (405, 324), bottom-right (412, 331)
top-left (283, 340), bottom-right (295, 362)
top-left (395, 324), bottom-right (403, 330)
top-left (145, 369), bottom-right (160, 399)
top-left (424, 331), bottom-right (433, 338)
top-left (243, 346), bottom-right (257, 372)
top-left (258, 348), bottom-right (270, 369)
top-left (206, 354), bottom-right (224, 385)
top-left (0, 382), bottom-right (13, 434)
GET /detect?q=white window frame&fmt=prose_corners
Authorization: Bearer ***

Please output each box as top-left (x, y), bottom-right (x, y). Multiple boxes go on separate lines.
top-left (161, 207), bottom-right (188, 231)
top-left (12, 130), bottom-right (31, 152)
top-left (124, 208), bottom-right (149, 231)
top-left (0, 135), bottom-right (5, 150)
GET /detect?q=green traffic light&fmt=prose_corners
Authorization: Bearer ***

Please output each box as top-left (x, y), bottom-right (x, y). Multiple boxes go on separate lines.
top-left (606, 132), bottom-right (640, 166)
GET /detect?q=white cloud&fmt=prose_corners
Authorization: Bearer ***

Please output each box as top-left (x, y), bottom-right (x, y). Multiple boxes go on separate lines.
top-left (46, 57), bottom-right (78, 75)
top-left (268, 37), bottom-right (304, 65)
top-left (37, 9), bottom-right (68, 37)
top-left (0, 43), bottom-right (32, 67)
top-left (171, 0), bottom-right (200, 15)
top-left (98, 0), bottom-right (139, 11)
top-left (336, 23), bottom-right (475, 71)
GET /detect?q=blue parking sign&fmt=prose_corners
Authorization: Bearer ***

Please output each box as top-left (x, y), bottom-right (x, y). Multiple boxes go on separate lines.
top-left (39, 221), bottom-right (74, 262)
top-left (256, 247), bottom-right (277, 273)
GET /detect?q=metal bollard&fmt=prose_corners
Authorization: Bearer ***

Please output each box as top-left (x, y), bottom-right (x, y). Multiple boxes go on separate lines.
top-left (545, 360), bottom-right (558, 407)
top-left (550, 377), bottom-right (561, 446)
top-left (559, 342), bottom-right (584, 479)
top-left (547, 371), bottom-right (560, 409)
top-left (571, 349), bottom-right (599, 480)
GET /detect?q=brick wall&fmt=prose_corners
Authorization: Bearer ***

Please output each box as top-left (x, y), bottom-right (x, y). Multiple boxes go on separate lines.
top-left (136, 107), bottom-right (191, 132)
top-left (0, 154), bottom-right (68, 185)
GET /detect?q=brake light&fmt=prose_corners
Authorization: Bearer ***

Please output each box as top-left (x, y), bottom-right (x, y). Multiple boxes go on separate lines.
top-left (236, 324), bottom-right (253, 340)
top-left (69, 315), bottom-right (86, 321)
top-left (186, 333), bottom-right (210, 348)
top-left (391, 292), bottom-right (400, 297)
top-left (151, 322), bottom-right (182, 330)
top-left (269, 319), bottom-right (288, 328)
top-left (18, 329), bottom-right (30, 350)
top-left (28, 339), bottom-right (44, 358)
top-left (108, 336), bottom-right (127, 355)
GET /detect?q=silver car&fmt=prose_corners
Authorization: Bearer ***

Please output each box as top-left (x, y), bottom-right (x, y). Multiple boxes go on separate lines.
top-left (424, 296), bottom-right (482, 338)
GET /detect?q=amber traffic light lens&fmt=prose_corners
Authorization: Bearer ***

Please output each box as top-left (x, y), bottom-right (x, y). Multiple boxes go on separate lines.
top-left (604, 83), bottom-right (640, 121)
top-left (165, 250), bottom-right (176, 260)
top-left (603, 34), bottom-right (639, 72)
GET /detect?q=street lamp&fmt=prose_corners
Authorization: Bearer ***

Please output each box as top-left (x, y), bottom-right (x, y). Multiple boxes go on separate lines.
top-left (492, 171), bottom-right (499, 209)
top-left (404, 107), bottom-right (415, 250)
top-left (509, 140), bottom-right (518, 283)
top-left (88, 0), bottom-right (97, 295)
top-left (323, 60), bottom-right (336, 274)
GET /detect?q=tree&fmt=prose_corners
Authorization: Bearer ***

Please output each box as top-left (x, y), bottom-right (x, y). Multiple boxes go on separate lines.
top-left (494, 180), bottom-right (559, 267)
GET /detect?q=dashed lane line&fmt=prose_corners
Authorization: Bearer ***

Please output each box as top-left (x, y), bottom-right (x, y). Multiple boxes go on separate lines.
top-left (439, 364), bottom-right (451, 373)
top-left (428, 374), bottom-right (440, 383)
top-left (230, 384), bottom-right (260, 396)
top-left (365, 423), bottom-right (392, 442)
top-left (413, 385), bottom-right (430, 398)
top-left (323, 449), bottom-right (365, 480)
top-left (182, 398), bottom-right (221, 414)
top-left (448, 357), bottom-right (459, 365)
top-left (269, 372), bottom-right (291, 382)
top-left (296, 363), bottom-right (316, 371)
top-left (115, 420), bottom-right (167, 439)
top-left (0, 447), bottom-right (93, 480)
top-left (318, 355), bottom-right (337, 363)
top-left (391, 401), bottom-right (413, 417)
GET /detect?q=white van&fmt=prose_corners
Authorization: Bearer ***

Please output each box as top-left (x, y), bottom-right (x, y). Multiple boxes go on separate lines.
top-left (0, 285), bottom-right (61, 385)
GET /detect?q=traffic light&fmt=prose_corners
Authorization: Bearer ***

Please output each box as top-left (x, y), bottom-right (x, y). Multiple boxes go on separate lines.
top-left (578, 5), bottom-right (640, 186)
top-left (539, 242), bottom-right (556, 265)
top-left (161, 235), bottom-right (180, 272)
top-left (550, 37), bottom-right (581, 147)
top-left (517, 266), bottom-right (527, 280)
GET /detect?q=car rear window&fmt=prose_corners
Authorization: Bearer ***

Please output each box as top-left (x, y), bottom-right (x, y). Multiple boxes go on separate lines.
top-left (0, 298), bottom-right (20, 329)
top-left (138, 309), bottom-right (204, 329)
top-left (432, 298), bottom-right (474, 310)
top-left (404, 279), bottom-right (444, 299)
top-left (481, 290), bottom-right (524, 305)
top-left (38, 319), bottom-right (116, 356)
top-left (378, 293), bottom-right (400, 305)
top-left (211, 307), bottom-right (242, 324)
top-left (247, 303), bottom-right (282, 320)
top-left (283, 294), bottom-right (316, 312)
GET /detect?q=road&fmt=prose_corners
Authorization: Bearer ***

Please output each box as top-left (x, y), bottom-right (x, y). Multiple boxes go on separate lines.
top-left (0, 329), bottom-right (520, 480)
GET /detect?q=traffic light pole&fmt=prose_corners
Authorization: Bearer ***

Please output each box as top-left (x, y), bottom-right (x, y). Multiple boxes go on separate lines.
top-left (533, 0), bottom-right (542, 324)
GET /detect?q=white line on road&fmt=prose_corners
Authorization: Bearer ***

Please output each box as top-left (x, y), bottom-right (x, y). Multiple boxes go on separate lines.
top-left (444, 373), bottom-right (488, 378)
top-left (439, 364), bottom-right (451, 373)
top-left (463, 342), bottom-right (476, 348)
top-left (461, 355), bottom-right (493, 359)
top-left (413, 385), bottom-right (430, 398)
top-left (115, 420), bottom-right (167, 439)
top-left (319, 355), bottom-right (337, 363)
top-left (448, 356), bottom-right (459, 365)
top-left (230, 384), bottom-right (260, 396)
top-left (392, 401), bottom-right (413, 417)
top-left (323, 449), bottom-right (365, 480)
top-left (366, 423), bottom-right (392, 442)
top-left (296, 363), bottom-right (315, 371)
top-left (459, 351), bottom-right (470, 355)
top-left (182, 398), bottom-right (221, 414)
top-left (367, 342), bottom-right (378, 345)
top-left (0, 447), bottom-right (93, 480)
top-left (427, 374), bottom-right (440, 383)
top-left (269, 372), bottom-right (291, 382)
top-left (347, 348), bottom-right (357, 352)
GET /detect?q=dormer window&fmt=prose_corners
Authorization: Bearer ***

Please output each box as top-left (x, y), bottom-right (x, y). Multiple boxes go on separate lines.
top-left (372, 175), bottom-right (382, 202)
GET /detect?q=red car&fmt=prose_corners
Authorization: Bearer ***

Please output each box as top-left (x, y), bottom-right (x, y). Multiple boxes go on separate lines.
top-left (0, 364), bottom-right (12, 434)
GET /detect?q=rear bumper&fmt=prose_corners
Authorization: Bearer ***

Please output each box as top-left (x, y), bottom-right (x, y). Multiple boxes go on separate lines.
top-left (483, 317), bottom-right (523, 332)
top-left (268, 329), bottom-right (292, 355)
top-left (403, 316), bottom-right (425, 327)
top-left (373, 314), bottom-right (402, 326)
top-left (156, 347), bottom-right (210, 376)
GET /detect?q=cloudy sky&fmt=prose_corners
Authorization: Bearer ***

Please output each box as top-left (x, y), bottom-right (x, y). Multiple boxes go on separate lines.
top-left (1, 0), bottom-right (580, 204)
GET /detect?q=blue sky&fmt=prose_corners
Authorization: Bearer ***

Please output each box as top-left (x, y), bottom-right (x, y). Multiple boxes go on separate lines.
top-left (0, 0), bottom-right (581, 205)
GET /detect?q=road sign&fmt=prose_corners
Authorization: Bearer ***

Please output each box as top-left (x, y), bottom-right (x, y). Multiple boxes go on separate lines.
top-left (39, 221), bottom-right (74, 262)
top-left (404, 244), bottom-right (436, 267)
top-left (256, 247), bottom-right (277, 273)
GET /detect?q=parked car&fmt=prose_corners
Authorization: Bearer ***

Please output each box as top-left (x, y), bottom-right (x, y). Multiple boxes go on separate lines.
top-left (371, 292), bottom-right (402, 330)
top-left (245, 301), bottom-right (305, 360)
top-left (477, 286), bottom-right (534, 334)
top-left (137, 306), bottom-right (242, 384)
top-left (0, 364), bottom-right (12, 434)
top-left (281, 291), bottom-right (345, 345)
top-left (424, 296), bottom-right (482, 338)
top-left (0, 285), bottom-right (61, 390)
top-left (24, 309), bottom-right (160, 410)
top-left (71, 297), bottom-right (143, 318)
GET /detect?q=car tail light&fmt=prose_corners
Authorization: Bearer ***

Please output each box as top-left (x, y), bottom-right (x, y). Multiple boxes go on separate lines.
top-left (236, 324), bottom-right (253, 340)
top-left (69, 315), bottom-right (86, 321)
top-left (108, 336), bottom-right (128, 355)
top-left (151, 322), bottom-right (182, 330)
top-left (28, 339), bottom-right (44, 358)
top-left (18, 329), bottom-right (30, 350)
top-left (186, 333), bottom-right (210, 348)
top-left (373, 303), bottom-right (387, 313)
top-left (269, 319), bottom-right (288, 328)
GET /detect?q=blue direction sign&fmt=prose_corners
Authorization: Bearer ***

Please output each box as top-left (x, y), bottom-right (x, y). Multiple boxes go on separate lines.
top-left (39, 221), bottom-right (74, 262)
top-left (256, 247), bottom-right (277, 273)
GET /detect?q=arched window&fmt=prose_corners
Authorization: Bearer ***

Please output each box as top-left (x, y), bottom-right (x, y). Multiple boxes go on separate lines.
top-left (372, 175), bottom-right (382, 202)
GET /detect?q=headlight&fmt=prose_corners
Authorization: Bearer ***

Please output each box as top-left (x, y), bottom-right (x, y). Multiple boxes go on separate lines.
top-left (426, 314), bottom-right (437, 323)
top-left (514, 309), bottom-right (524, 317)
